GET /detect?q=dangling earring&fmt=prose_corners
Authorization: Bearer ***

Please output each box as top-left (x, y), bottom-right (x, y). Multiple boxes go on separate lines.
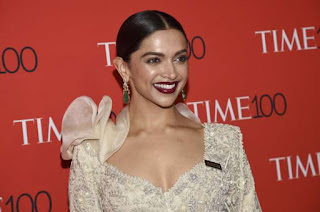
top-left (181, 89), bottom-right (186, 102)
top-left (123, 80), bottom-right (130, 104)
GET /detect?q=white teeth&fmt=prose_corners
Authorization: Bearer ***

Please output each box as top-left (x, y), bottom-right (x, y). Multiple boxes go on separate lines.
top-left (154, 83), bottom-right (176, 89)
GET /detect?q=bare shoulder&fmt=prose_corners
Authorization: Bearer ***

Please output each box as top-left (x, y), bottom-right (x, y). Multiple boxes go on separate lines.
top-left (173, 113), bottom-right (205, 141)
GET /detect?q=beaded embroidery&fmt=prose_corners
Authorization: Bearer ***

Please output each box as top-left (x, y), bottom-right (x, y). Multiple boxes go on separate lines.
top-left (68, 123), bottom-right (262, 211)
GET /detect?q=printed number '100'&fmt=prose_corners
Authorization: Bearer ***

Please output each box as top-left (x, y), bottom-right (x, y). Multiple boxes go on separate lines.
top-left (5, 191), bottom-right (52, 212)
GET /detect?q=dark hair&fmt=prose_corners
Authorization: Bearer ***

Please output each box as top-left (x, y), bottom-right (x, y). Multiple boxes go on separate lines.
top-left (116, 10), bottom-right (188, 62)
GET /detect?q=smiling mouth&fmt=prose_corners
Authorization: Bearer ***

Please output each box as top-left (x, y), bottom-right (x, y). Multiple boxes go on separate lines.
top-left (153, 81), bottom-right (178, 94)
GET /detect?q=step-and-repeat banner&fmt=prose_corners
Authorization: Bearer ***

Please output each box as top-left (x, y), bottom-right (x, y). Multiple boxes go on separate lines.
top-left (1, 0), bottom-right (319, 211)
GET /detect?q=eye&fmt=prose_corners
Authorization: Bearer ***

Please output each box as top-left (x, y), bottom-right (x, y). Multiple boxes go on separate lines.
top-left (146, 57), bottom-right (161, 64)
top-left (175, 55), bottom-right (188, 63)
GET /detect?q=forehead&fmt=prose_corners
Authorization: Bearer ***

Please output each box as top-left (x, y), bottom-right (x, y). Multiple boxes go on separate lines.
top-left (138, 29), bottom-right (187, 53)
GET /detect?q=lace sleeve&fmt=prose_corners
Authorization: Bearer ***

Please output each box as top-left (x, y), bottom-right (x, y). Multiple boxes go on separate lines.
top-left (68, 141), bottom-right (102, 212)
top-left (235, 126), bottom-right (262, 212)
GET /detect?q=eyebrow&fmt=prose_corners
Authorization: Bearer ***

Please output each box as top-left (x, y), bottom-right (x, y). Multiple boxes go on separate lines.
top-left (140, 49), bottom-right (187, 58)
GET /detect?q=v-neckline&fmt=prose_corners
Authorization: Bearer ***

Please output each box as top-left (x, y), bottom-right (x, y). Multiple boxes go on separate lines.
top-left (104, 123), bottom-right (208, 195)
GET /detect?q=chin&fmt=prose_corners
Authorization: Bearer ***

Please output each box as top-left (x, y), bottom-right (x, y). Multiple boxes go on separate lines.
top-left (153, 96), bottom-right (178, 108)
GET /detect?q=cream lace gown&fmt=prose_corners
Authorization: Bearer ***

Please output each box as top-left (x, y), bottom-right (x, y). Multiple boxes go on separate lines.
top-left (61, 96), bottom-right (262, 212)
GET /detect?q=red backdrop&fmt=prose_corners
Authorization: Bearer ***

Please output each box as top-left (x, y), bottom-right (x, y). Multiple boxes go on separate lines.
top-left (1, 0), bottom-right (319, 211)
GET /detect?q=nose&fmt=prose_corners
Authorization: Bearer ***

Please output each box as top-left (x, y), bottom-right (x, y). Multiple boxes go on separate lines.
top-left (161, 61), bottom-right (178, 80)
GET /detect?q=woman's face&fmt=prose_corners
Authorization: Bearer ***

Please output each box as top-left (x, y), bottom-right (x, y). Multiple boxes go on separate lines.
top-left (127, 29), bottom-right (189, 108)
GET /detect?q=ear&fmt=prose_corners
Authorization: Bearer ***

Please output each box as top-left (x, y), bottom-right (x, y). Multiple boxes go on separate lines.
top-left (113, 56), bottom-right (130, 82)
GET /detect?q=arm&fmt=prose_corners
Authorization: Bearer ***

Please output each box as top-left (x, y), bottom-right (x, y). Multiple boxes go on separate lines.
top-left (235, 126), bottom-right (262, 212)
top-left (68, 141), bottom-right (102, 212)
top-left (61, 95), bottom-right (125, 211)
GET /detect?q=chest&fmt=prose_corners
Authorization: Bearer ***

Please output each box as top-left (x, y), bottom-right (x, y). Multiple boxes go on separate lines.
top-left (106, 132), bottom-right (204, 193)
top-left (99, 124), bottom-right (244, 211)
top-left (101, 156), bottom-right (242, 212)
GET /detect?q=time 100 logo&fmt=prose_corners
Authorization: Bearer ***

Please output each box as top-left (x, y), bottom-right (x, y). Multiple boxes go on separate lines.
top-left (1, 191), bottom-right (52, 212)
top-left (0, 47), bottom-right (38, 74)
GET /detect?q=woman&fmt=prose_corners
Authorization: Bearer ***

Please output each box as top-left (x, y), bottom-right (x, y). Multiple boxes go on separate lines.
top-left (61, 10), bottom-right (262, 211)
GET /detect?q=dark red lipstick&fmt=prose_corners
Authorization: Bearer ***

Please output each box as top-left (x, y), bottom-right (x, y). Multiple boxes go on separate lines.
top-left (153, 81), bottom-right (178, 94)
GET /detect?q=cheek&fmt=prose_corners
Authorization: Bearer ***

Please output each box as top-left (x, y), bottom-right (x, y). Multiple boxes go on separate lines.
top-left (130, 64), bottom-right (157, 86)
top-left (177, 64), bottom-right (189, 79)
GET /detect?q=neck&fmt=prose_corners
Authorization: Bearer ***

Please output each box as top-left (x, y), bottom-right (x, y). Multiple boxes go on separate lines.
top-left (128, 94), bottom-right (181, 134)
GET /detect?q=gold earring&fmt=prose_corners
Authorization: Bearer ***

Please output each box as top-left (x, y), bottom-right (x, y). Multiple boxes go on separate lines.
top-left (181, 89), bottom-right (186, 102)
top-left (123, 80), bottom-right (130, 104)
